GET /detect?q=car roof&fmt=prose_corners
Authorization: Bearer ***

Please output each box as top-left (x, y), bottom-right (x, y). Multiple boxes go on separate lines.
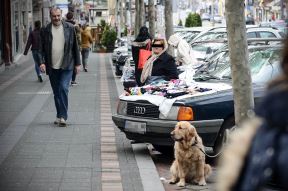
top-left (175, 26), bottom-right (212, 32)
top-left (191, 26), bottom-right (284, 43)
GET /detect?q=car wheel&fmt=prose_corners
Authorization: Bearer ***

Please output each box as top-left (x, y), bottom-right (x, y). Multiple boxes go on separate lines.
top-left (213, 116), bottom-right (235, 154)
top-left (152, 145), bottom-right (174, 156)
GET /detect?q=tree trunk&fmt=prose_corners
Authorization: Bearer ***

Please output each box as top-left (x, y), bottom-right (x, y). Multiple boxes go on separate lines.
top-left (148, 0), bottom-right (156, 38)
top-left (225, 0), bottom-right (254, 125)
top-left (120, 0), bottom-right (124, 36)
top-left (135, 0), bottom-right (139, 37)
top-left (164, 0), bottom-right (173, 54)
top-left (139, 0), bottom-right (145, 27)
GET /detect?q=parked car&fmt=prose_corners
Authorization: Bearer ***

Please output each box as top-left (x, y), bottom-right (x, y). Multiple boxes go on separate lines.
top-left (192, 26), bottom-right (285, 44)
top-left (259, 20), bottom-right (288, 35)
top-left (190, 40), bottom-right (227, 62)
top-left (112, 46), bottom-right (128, 63)
top-left (177, 27), bottom-right (213, 44)
top-left (201, 13), bottom-right (211, 21)
top-left (115, 55), bottom-right (135, 76)
top-left (212, 15), bottom-right (223, 23)
top-left (112, 44), bottom-right (282, 154)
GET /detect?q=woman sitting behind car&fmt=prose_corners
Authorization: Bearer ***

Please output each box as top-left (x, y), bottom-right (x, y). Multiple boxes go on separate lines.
top-left (140, 38), bottom-right (178, 85)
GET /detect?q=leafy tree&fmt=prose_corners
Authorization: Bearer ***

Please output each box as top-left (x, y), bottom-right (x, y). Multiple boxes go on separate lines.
top-left (101, 28), bottom-right (117, 51)
top-left (185, 13), bottom-right (193, 27)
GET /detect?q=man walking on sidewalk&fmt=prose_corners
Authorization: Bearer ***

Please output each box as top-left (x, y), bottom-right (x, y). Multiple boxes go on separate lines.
top-left (39, 6), bottom-right (81, 127)
top-left (23, 20), bottom-right (43, 82)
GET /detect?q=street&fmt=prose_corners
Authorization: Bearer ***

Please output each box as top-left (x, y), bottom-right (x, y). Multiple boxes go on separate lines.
top-left (0, 52), bottom-right (218, 191)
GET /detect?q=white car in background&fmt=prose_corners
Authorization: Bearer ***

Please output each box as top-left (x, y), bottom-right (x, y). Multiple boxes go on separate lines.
top-left (212, 15), bottom-right (223, 23)
top-left (191, 26), bottom-right (285, 43)
top-left (112, 46), bottom-right (128, 63)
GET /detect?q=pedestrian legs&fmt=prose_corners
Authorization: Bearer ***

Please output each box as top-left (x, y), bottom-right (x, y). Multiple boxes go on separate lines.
top-left (81, 48), bottom-right (90, 72)
top-left (49, 69), bottom-right (73, 120)
top-left (32, 50), bottom-right (43, 82)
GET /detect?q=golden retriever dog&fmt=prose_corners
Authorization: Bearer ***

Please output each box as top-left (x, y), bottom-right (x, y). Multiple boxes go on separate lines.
top-left (169, 121), bottom-right (212, 187)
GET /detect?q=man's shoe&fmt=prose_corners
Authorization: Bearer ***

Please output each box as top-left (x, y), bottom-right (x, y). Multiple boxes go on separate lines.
top-left (59, 118), bottom-right (67, 127)
top-left (38, 75), bottom-right (43, 82)
top-left (71, 81), bottom-right (78, 86)
top-left (54, 118), bottom-right (60, 125)
top-left (84, 68), bottom-right (88, 72)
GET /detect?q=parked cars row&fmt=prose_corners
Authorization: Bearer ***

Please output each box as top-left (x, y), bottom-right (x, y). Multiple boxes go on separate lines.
top-left (112, 40), bottom-right (283, 154)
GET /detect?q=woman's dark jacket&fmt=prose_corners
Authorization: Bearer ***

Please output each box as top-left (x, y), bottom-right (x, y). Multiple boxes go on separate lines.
top-left (131, 40), bottom-right (150, 85)
top-left (23, 29), bottom-right (41, 55)
top-left (234, 84), bottom-right (288, 190)
top-left (40, 21), bottom-right (81, 74)
top-left (151, 51), bottom-right (178, 81)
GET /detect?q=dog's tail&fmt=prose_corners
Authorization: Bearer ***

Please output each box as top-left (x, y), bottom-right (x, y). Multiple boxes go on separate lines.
top-left (204, 164), bottom-right (212, 178)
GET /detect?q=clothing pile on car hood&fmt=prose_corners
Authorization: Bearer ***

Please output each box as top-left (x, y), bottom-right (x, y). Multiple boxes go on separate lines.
top-left (120, 79), bottom-right (232, 117)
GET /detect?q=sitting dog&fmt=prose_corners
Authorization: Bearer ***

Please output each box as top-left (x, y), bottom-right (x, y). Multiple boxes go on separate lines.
top-left (169, 121), bottom-right (212, 187)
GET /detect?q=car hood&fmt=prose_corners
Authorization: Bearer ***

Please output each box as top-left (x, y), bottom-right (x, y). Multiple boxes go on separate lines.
top-left (120, 81), bottom-right (233, 117)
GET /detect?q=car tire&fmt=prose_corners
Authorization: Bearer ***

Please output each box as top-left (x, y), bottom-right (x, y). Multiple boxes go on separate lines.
top-left (213, 116), bottom-right (235, 155)
top-left (152, 145), bottom-right (174, 156)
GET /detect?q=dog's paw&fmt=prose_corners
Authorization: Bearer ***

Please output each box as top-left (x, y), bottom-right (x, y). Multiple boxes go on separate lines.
top-left (177, 181), bottom-right (185, 187)
top-left (197, 180), bottom-right (207, 186)
top-left (168, 179), bottom-right (177, 184)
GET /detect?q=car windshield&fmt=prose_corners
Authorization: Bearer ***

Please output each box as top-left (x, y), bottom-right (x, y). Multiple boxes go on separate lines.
top-left (195, 32), bottom-right (227, 41)
top-left (194, 47), bottom-right (281, 83)
top-left (192, 42), bottom-right (226, 53)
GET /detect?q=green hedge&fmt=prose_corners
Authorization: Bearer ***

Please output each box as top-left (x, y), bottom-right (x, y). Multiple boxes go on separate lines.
top-left (185, 13), bottom-right (202, 27)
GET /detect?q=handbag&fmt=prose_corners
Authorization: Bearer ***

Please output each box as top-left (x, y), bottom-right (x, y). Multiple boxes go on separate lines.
top-left (138, 43), bottom-right (151, 69)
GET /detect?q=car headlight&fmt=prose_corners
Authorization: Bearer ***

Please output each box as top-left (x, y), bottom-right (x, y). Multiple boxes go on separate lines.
top-left (177, 106), bottom-right (194, 120)
top-left (117, 100), bottom-right (127, 115)
top-left (159, 106), bottom-right (180, 120)
top-left (159, 106), bottom-right (194, 120)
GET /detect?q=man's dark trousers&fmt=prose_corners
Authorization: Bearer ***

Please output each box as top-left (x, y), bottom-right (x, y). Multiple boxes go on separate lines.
top-left (49, 69), bottom-right (73, 120)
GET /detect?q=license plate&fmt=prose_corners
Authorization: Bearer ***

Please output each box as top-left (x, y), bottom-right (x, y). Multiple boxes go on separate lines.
top-left (124, 121), bottom-right (146, 134)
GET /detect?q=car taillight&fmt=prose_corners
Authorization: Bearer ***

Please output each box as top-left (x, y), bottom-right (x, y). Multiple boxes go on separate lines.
top-left (177, 106), bottom-right (194, 121)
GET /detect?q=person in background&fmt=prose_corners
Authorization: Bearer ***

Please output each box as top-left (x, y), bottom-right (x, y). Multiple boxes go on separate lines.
top-left (140, 38), bottom-right (178, 85)
top-left (131, 26), bottom-right (152, 86)
top-left (65, 11), bottom-right (81, 86)
top-left (24, 20), bottom-right (43, 82)
top-left (39, 7), bottom-right (81, 127)
top-left (168, 33), bottom-right (198, 67)
top-left (80, 24), bottom-right (93, 72)
top-left (217, 37), bottom-right (288, 191)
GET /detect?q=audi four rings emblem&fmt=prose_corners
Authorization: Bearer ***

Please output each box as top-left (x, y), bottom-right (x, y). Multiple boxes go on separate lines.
top-left (133, 106), bottom-right (146, 114)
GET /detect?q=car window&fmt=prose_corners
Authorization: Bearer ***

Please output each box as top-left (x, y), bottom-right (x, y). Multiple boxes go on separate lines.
top-left (258, 31), bottom-right (277, 38)
top-left (279, 31), bottom-right (286, 38)
top-left (195, 47), bottom-right (281, 83)
top-left (195, 32), bottom-right (227, 41)
top-left (247, 32), bottom-right (257, 38)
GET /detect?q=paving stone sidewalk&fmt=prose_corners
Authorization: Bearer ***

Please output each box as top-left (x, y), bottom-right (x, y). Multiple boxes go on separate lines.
top-left (0, 53), bottom-right (149, 191)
